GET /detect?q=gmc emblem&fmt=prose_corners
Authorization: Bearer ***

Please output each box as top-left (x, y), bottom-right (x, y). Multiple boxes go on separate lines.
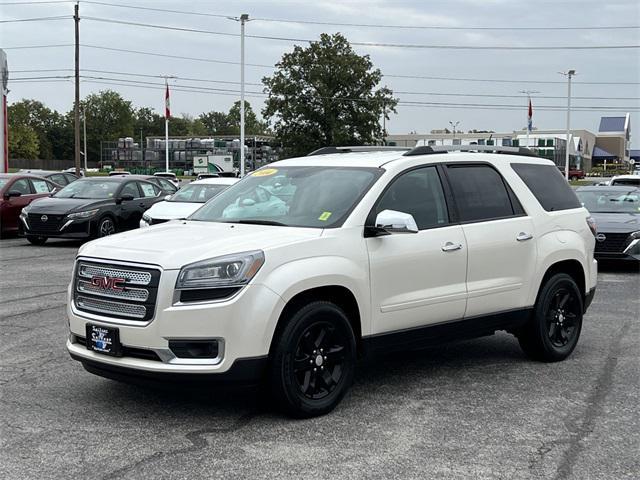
top-left (91, 276), bottom-right (125, 291)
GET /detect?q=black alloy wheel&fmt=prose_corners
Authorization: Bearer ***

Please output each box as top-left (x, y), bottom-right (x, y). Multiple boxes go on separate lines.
top-left (545, 287), bottom-right (580, 348)
top-left (293, 321), bottom-right (347, 400)
top-left (270, 301), bottom-right (356, 418)
top-left (518, 273), bottom-right (583, 362)
top-left (98, 217), bottom-right (116, 237)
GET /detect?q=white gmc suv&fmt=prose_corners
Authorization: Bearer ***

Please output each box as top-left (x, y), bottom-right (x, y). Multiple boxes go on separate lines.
top-left (67, 145), bottom-right (597, 417)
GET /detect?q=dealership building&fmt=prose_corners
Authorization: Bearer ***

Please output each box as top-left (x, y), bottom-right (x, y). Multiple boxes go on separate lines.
top-left (386, 113), bottom-right (632, 173)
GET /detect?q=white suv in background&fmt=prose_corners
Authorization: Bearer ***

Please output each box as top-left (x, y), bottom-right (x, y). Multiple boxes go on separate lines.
top-left (67, 145), bottom-right (597, 417)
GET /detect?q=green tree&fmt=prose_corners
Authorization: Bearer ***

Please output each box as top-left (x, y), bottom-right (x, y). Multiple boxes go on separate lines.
top-left (198, 101), bottom-right (267, 136)
top-left (198, 110), bottom-right (233, 135)
top-left (8, 124), bottom-right (39, 159)
top-left (262, 33), bottom-right (397, 158)
top-left (81, 90), bottom-right (135, 162)
top-left (7, 99), bottom-right (69, 159)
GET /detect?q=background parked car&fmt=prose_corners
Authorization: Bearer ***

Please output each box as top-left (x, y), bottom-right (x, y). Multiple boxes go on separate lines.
top-left (1, 174), bottom-right (59, 238)
top-left (576, 186), bottom-right (640, 262)
top-left (120, 174), bottom-right (178, 196)
top-left (609, 175), bottom-right (640, 187)
top-left (19, 176), bottom-right (165, 245)
top-left (19, 169), bottom-right (79, 187)
top-left (153, 171), bottom-right (180, 187)
top-left (140, 177), bottom-right (238, 227)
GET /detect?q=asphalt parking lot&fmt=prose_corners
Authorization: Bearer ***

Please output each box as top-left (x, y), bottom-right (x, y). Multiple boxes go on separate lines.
top-left (1, 237), bottom-right (638, 480)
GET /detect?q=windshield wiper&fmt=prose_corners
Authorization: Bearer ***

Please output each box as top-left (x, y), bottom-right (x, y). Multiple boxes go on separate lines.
top-left (233, 219), bottom-right (288, 226)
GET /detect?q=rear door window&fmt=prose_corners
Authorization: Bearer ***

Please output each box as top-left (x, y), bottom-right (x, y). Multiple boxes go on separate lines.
top-left (31, 179), bottom-right (55, 193)
top-left (446, 164), bottom-right (517, 222)
top-left (139, 182), bottom-right (160, 197)
top-left (511, 163), bottom-right (581, 211)
top-left (120, 182), bottom-right (141, 198)
top-left (11, 178), bottom-right (32, 194)
top-left (49, 174), bottom-right (67, 185)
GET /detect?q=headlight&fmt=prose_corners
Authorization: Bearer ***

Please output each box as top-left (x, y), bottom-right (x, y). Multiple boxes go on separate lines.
top-left (142, 213), bottom-right (152, 223)
top-left (628, 231), bottom-right (640, 241)
top-left (67, 208), bottom-right (99, 220)
top-left (176, 250), bottom-right (265, 289)
top-left (21, 204), bottom-right (32, 215)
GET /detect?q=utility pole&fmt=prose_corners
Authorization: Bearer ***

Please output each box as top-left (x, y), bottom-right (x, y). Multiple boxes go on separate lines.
top-left (560, 70), bottom-right (576, 180)
top-left (518, 90), bottom-right (539, 149)
top-left (74, 2), bottom-right (81, 177)
top-left (82, 109), bottom-right (87, 171)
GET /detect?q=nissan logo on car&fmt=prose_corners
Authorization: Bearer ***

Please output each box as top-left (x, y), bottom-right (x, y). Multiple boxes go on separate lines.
top-left (90, 276), bottom-right (125, 291)
top-left (595, 233), bottom-right (607, 242)
top-left (40, 215), bottom-right (48, 222)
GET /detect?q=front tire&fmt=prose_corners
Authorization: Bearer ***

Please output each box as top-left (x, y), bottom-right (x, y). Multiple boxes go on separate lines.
top-left (518, 273), bottom-right (583, 362)
top-left (27, 236), bottom-right (48, 245)
top-left (269, 301), bottom-right (356, 418)
top-left (97, 216), bottom-right (116, 238)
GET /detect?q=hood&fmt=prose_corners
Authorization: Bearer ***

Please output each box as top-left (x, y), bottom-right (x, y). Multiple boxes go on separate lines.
top-left (591, 212), bottom-right (640, 233)
top-left (78, 220), bottom-right (323, 269)
top-left (145, 200), bottom-right (203, 220)
top-left (26, 196), bottom-right (112, 215)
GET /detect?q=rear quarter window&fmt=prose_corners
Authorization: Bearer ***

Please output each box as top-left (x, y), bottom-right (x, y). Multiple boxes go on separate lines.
top-left (511, 163), bottom-right (581, 211)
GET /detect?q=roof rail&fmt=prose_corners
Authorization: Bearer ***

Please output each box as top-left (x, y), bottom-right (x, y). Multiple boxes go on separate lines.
top-left (307, 146), bottom-right (411, 156)
top-left (403, 145), bottom-right (539, 157)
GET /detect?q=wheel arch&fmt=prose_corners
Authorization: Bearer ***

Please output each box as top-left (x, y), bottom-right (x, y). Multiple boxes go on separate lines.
top-left (536, 259), bottom-right (586, 307)
top-left (268, 285), bottom-right (363, 357)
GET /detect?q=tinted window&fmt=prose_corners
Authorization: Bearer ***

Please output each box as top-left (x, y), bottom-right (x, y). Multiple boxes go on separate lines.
top-left (31, 179), bottom-right (54, 193)
top-left (376, 167), bottom-right (449, 230)
top-left (11, 179), bottom-right (32, 194)
top-left (611, 178), bottom-right (640, 187)
top-left (120, 182), bottom-right (141, 198)
top-left (63, 173), bottom-right (78, 184)
top-left (158, 178), bottom-right (177, 192)
top-left (49, 174), bottom-right (67, 185)
top-left (447, 165), bottom-right (515, 222)
top-left (139, 182), bottom-right (159, 197)
top-left (511, 163), bottom-right (581, 211)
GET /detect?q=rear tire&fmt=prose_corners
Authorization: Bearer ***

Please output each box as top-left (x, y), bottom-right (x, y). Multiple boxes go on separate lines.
top-left (518, 273), bottom-right (583, 362)
top-left (269, 301), bottom-right (356, 418)
top-left (27, 236), bottom-right (48, 245)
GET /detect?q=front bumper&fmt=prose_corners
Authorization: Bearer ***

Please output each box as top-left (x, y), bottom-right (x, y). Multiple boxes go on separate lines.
top-left (20, 214), bottom-right (93, 239)
top-left (67, 268), bottom-right (285, 379)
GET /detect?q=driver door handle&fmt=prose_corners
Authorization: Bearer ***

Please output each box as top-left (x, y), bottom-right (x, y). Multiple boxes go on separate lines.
top-left (442, 241), bottom-right (463, 252)
top-left (516, 232), bottom-right (533, 242)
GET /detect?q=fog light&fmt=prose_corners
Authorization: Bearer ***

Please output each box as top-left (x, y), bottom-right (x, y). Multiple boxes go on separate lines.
top-left (169, 340), bottom-right (219, 359)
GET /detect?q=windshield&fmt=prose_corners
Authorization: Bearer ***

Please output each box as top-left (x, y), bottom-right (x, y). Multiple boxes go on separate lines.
top-left (189, 166), bottom-right (382, 228)
top-left (54, 180), bottom-right (120, 199)
top-left (576, 189), bottom-right (640, 214)
top-left (169, 183), bottom-right (229, 203)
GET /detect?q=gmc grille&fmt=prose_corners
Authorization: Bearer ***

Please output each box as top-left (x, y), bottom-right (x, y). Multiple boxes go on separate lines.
top-left (73, 260), bottom-right (160, 322)
top-left (595, 232), bottom-right (629, 254)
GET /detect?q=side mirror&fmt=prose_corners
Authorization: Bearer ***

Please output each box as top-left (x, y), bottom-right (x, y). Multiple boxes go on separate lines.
top-left (116, 193), bottom-right (135, 204)
top-left (368, 209), bottom-right (419, 236)
top-left (4, 190), bottom-right (22, 199)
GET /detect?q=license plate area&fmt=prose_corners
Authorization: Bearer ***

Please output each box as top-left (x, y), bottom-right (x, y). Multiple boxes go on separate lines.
top-left (86, 324), bottom-right (122, 356)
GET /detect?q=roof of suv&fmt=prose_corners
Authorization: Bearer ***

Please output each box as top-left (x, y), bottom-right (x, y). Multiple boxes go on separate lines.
top-left (272, 150), bottom-right (553, 169)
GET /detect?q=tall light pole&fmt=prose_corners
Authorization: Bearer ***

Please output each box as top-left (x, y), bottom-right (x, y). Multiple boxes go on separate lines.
top-left (229, 14), bottom-right (250, 177)
top-left (449, 121), bottom-right (460, 143)
top-left (518, 90), bottom-right (539, 149)
top-left (560, 70), bottom-right (576, 180)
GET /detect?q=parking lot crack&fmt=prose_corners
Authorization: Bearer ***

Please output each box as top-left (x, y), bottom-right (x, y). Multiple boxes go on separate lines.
top-left (101, 412), bottom-right (257, 480)
top-left (553, 319), bottom-right (631, 480)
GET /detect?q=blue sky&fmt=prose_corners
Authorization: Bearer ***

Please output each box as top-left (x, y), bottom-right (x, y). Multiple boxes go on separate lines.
top-left (2, 0), bottom-right (639, 145)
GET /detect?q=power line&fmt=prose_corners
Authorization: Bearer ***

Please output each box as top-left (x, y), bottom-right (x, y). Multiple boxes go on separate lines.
top-left (5, 45), bottom-right (639, 87)
top-left (0, 15), bottom-right (71, 23)
top-left (11, 70), bottom-right (639, 100)
top-left (82, 16), bottom-right (640, 50)
top-left (0, 1), bottom-right (72, 4)
top-left (79, 1), bottom-right (639, 31)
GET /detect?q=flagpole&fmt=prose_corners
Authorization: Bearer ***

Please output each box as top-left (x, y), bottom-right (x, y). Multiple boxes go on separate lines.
top-left (163, 76), bottom-right (174, 173)
top-left (519, 90), bottom-right (539, 149)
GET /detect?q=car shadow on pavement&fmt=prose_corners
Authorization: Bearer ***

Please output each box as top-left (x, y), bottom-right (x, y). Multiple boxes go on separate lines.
top-left (597, 260), bottom-right (639, 273)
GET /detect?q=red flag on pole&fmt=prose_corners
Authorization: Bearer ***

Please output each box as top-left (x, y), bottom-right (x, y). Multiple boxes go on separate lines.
top-left (527, 99), bottom-right (533, 132)
top-left (165, 83), bottom-right (171, 119)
